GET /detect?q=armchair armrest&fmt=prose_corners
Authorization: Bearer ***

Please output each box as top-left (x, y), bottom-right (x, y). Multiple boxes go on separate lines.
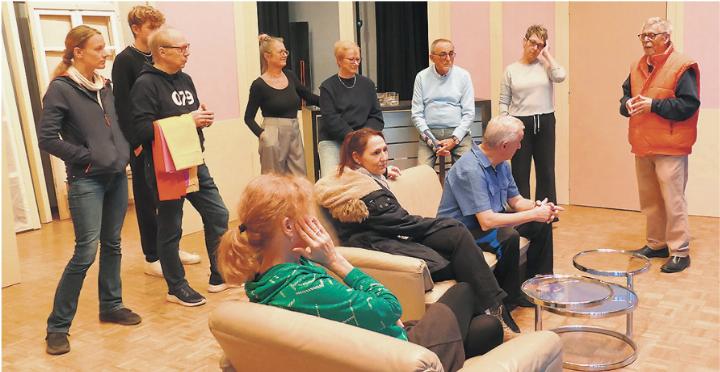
top-left (337, 247), bottom-right (431, 321)
top-left (459, 331), bottom-right (563, 372)
top-left (209, 300), bottom-right (443, 372)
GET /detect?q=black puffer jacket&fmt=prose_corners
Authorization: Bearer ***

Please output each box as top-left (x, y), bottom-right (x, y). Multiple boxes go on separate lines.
top-left (38, 76), bottom-right (130, 180)
top-left (315, 168), bottom-right (461, 273)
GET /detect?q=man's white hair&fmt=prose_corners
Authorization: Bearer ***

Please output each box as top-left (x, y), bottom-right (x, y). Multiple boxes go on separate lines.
top-left (483, 115), bottom-right (523, 148)
top-left (643, 17), bottom-right (672, 35)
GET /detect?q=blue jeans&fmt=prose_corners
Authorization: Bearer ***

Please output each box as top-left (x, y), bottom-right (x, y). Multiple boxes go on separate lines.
top-left (156, 164), bottom-right (228, 293)
top-left (47, 172), bottom-right (128, 333)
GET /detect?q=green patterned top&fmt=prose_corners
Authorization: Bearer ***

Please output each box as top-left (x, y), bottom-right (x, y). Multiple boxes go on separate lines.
top-left (245, 257), bottom-right (407, 340)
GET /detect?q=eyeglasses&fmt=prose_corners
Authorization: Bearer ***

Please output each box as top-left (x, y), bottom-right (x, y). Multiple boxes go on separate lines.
top-left (637, 32), bottom-right (666, 40)
top-left (525, 39), bottom-right (546, 48)
top-left (432, 51), bottom-right (456, 59)
top-left (344, 57), bottom-right (361, 64)
top-left (161, 44), bottom-right (190, 54)
top-left (277, 49), bottom-right (290, 56)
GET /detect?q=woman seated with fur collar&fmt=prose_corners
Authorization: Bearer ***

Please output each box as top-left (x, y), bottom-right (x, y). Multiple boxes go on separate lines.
top-left (314, 128), bottom-right (520, 333)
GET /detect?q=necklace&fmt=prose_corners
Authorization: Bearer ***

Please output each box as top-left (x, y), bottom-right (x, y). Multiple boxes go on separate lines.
top-left (337, 74), bottom-right (356, 88)
top-left (130, 43), bottom-right (152, 57)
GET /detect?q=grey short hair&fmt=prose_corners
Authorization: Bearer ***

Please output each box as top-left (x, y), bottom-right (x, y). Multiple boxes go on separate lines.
top-left (483, 115), bottom-right (524, 148)
top-left (430, 38), bottom-right (453, 52)
top-left (643, 17), bottom-right (672, 35)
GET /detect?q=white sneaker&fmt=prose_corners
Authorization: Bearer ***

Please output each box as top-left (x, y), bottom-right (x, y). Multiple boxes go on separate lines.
top-left (179, 250), bottom-right (201, 265)
top-left (208, 283), bottom-right (241, 293)
top-left (144, 260), bottom-right (163, 278)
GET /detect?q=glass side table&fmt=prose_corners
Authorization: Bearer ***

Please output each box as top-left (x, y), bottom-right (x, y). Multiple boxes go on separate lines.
top-left (573, 249), bottom-right (650, 338)
top-left (522, 271), bottom-right (642, 371)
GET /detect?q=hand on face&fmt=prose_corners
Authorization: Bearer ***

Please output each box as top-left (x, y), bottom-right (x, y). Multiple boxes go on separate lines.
top-left (292, 216), bottom-right (337, 266)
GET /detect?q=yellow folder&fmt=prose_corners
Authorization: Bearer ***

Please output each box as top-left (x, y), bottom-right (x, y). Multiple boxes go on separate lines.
top-left (156, 114), bottom-right (203, 170)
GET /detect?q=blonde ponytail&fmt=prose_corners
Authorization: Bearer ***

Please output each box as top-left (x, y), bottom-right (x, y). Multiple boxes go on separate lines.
top-left (217, 227), bottom-right (262, 285)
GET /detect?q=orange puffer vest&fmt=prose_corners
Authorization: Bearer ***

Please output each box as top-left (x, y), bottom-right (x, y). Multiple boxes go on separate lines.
top-left (629, 45), bottom-right (700, 156)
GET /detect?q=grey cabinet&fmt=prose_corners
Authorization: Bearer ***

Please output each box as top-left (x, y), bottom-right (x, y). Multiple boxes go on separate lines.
top-left (302, 99), bottom-right (491, 181)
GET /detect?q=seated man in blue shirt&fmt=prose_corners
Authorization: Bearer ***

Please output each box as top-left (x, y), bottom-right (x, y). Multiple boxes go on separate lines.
top-left (437, 115), bottom-right (560, 310)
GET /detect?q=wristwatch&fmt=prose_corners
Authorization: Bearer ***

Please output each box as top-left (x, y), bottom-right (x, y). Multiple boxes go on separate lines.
top-left (451, 135), bottom-right (461, 145)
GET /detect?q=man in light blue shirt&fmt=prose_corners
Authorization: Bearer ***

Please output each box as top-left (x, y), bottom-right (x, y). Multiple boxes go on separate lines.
top-left (438, 115), bottom-right (560, 311)
top-left (412, 38), bottom-right (475, 167)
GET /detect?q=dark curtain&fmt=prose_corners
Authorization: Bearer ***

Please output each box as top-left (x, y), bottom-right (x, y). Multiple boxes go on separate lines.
top-left (375, 2), bottom-right (429, 100)
top-left (257, 2), bottom-right (290, 41)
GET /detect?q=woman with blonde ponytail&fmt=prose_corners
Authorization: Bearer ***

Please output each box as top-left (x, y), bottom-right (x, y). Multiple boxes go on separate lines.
top-left (39, 25), bottom-right (138, 356)
top-left (243, 34), bottom-right (318, 176)
top-left (217, 174), bottom-right (503, 372)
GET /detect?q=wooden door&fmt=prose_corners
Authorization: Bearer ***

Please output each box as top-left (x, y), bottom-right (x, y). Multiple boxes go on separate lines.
top-left (568, 2), bottom-right (666, 210)
top-left (24, 2), bottom-right (123, 219)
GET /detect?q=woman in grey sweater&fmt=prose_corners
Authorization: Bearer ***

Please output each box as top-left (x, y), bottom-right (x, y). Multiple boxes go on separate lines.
top-left (499, 25), bottom-right (566, 207)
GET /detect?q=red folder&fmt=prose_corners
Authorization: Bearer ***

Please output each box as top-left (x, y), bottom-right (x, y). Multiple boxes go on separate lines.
top-left (152, 122), bottom-right (189, 201)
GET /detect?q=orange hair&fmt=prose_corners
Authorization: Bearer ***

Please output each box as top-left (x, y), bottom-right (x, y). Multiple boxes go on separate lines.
top-left (217, 174), bottom-right (315, 285)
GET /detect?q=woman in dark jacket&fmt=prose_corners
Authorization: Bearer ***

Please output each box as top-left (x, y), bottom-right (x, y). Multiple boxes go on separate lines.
top-left (314, 128), bottom-right (519, 333)
top-left (38, 25), bottom-right (140, 356)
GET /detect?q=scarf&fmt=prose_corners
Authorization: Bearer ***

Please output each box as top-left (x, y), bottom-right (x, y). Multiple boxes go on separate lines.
top-left (66, 65), bottom-right (106, 109)
top-left (314, 167), bottom-right (382, 223)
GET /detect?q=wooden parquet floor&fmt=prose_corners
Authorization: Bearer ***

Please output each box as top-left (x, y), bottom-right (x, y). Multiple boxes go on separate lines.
top-left (3, 205), bottom-right (719, 371)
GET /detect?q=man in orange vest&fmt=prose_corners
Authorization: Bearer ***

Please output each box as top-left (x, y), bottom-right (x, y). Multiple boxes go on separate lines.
top-left (620, 17), bottom-right (700, 273)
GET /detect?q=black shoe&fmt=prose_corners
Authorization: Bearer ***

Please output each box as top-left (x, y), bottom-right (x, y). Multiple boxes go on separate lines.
top-left (167, 284), bottom-right (207, 307)
top-left (488, 304), bottom-right (521, 333)
top-left (100, 308), bottom-right (142, 325)
top-left (661, 256), bottom-right (690, 273)
top-left (631, 245), bottom-right (669, 258)
top-left (46, 332), bottom-right (70, 355)
top-left (501, 306), bottom-right (521, 333)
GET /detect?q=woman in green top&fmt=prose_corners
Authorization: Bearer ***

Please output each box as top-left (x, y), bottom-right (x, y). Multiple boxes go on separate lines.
top-left (216, 174), bottom-right (503, 372)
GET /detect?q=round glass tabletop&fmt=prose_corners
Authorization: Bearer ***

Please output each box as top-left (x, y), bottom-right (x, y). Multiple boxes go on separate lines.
top-left (542, 283), bottom-right (638, 318)
top-left (573, 249), bottom-right (651, 277)
top-left (521, 274), bottom-right (613, 308)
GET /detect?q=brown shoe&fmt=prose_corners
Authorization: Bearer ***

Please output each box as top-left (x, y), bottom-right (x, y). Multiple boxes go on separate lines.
top-left (99, 308), bottom-right (142, 325)
top-left (46, 332), bottom-right (70, 355)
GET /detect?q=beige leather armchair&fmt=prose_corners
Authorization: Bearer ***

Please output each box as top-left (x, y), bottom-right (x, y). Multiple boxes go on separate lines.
top-left (209, 300), bottom-right (563, 372)
top-left (341, 165), bottom-right (529, 317)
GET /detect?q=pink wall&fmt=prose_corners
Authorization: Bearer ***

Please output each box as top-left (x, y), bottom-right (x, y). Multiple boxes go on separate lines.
top-left (684, 2), bottom-right (719, 109)
top-left (157, 2), bottom-right (241, 120)
top-left (502, 2), bottom-right (555, 68)
top-left (450, 3), bottom-right (491, 99)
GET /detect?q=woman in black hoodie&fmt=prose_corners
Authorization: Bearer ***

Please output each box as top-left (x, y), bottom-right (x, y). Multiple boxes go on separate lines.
top-left (38, 25), bottom-right (140, 356)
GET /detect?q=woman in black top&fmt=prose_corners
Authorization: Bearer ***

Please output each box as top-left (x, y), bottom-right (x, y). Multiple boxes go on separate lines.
top-left (318, 40), bottom-right (384, 177)
top-left (244, 35), bottom-right (319, 176)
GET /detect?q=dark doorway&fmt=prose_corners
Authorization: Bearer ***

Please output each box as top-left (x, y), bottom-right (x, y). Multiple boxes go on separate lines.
top-left (375, 2), bottom-right (429, 100)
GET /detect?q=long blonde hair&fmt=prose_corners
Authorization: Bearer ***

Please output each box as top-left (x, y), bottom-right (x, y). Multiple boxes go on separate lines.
top-left (217, 174), bottom-right (315, 285)
top-left (52, 25), bottom-right (101, 79)
top-left (259, 34), bottom-right (284, 74)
